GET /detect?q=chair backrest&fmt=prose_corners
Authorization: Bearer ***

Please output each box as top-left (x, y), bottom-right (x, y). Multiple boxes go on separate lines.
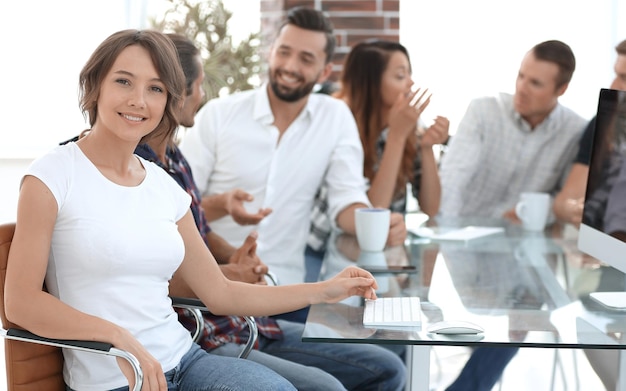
top-left (0, 222), bottom-right (66, 390)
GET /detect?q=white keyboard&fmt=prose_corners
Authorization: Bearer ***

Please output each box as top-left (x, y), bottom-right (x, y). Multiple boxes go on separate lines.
top-left (363, 297), bottom-right (422, 327)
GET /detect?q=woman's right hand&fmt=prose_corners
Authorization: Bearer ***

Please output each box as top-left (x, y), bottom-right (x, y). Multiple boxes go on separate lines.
top-left (319, 266), bottom-right (378, 303)
top-left (388, 88), bottom-right (431, 142)
top-left (115, 328), bottom-right (167, 391)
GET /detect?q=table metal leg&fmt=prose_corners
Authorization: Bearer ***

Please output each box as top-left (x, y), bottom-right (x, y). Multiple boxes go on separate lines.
top-left (405, 345), bottom-right (430, 391)
top-left (618, 350), bottom-right (626, 391)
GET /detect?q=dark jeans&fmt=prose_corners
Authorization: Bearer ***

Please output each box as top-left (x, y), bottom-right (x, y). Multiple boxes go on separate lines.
top-left (271, 245), bottom-right (325, 323)
top-left (446, 347), bottom-right (520, 391)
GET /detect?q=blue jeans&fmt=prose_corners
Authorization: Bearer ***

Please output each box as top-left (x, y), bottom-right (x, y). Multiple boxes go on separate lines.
top-left (90, 343), bottom-right (296, 391)
top-left (445, 347), bottom-right (519, 391)
top-left (211, 319), bottom-right (406, 391)
top-left (271, 306), bottom-right (310, 323)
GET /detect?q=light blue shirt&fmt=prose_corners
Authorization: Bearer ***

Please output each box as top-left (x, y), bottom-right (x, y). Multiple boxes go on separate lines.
top-left (439, 92), bottom-right (587, 218)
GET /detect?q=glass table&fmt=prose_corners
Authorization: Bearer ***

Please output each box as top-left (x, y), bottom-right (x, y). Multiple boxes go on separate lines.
top-left (303, 215), bottom-right (626, 391)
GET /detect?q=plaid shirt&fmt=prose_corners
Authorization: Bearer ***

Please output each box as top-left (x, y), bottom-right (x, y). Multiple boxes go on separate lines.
top-left (307, 128), bottom-right (423, 252)
top-left (135, 143), bottom-right (211, 246)
top-left (135, 143), bottom-right (283, 349)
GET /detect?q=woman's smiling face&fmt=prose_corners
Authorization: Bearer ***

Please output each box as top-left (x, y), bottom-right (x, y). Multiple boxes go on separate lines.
top-left (95, 44), bottom-right (168, 142)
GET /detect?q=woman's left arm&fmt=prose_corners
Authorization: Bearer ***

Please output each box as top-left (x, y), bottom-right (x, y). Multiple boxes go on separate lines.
top-left (171, 212), bottom-right (378, 317)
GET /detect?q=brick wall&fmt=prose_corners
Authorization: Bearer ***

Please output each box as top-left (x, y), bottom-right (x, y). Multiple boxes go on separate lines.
top-left (259, 0), bottom-right (400, 82)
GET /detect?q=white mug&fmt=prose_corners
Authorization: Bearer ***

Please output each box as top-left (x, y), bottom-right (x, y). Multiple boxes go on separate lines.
top-left (515, 192), bottom-right (550, 231)
top-left (354, 208), bottom-right (390, 252)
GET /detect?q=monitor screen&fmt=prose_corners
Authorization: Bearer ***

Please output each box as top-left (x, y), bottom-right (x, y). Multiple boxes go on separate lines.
top-left (578, 88), bottom-right (626, 309)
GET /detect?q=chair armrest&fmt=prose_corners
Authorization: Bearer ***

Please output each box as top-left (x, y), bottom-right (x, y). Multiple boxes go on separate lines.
top-left (171, 296), bottom-right (207, 310)
top-left (265, 271), bottom-right (279, 286)
top-left (1, 328), bottom-right (143, 391)
top-left (169, 296), bottom-right (258, 359)
top-left (6, 328), bottom-right (113, 351)
top-left (171, 297), bottom-right (206, 343)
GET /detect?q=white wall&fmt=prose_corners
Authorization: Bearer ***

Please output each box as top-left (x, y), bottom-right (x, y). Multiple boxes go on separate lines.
top-left (400, 0), bottom-right (626, 133)
top-left (0, 0), bottom-right (161, 159)
top-left (2, 0), bottom-right (623, 223)
top-left (0, 0), bottom-right (259, 224)
top-left (0, 0), bottom-right (161, 224)
top-left (3, 0), bottom-right (623, 159)
top-left (0, 159), bottom-right (31, 224)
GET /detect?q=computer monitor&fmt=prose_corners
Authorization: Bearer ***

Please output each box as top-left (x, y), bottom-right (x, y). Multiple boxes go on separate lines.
top-left (578, 88), bottom-right (626, 309)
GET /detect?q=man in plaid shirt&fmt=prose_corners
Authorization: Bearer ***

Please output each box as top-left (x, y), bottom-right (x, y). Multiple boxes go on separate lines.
top-left (137, 31), bottom-right (406, 391)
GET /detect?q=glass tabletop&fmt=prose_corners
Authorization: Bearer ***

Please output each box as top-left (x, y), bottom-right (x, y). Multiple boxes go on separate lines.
top-left (303, 215), bottom-right (626, 349)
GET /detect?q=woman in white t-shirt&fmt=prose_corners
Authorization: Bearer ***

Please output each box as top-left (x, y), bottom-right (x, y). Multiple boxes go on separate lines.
top-left (4, 29), bottom-right (378, 391)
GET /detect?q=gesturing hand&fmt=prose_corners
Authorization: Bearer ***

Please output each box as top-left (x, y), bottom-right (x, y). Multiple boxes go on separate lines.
top-left (224, 189), bottom-right (273, 226)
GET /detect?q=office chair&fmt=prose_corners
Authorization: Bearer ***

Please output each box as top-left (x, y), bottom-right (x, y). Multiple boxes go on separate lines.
top-left (170, 297), bottom-right (258, 359)
top-left (0, 222), bottom-right (138, 390)
top-left (0, 222), bottom-right (257, 390)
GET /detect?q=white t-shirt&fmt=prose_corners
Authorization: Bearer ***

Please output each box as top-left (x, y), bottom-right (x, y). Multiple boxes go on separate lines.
top-left (180, 86), bottom-right (370, 285)
top-left (27, 142), bottom-right (193, 391)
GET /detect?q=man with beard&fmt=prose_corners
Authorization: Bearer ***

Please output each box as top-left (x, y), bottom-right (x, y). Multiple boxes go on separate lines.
top-left (179, 7), bottom-right (408, 390)
top-left (179, 6), bottom-right (406, 288)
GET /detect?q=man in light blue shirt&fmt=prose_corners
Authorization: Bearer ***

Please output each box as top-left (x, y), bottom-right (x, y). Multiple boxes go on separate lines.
top-left (440, 40), bottom-right (587, 221)
top-left (439, 40), bottom-right (587, 391)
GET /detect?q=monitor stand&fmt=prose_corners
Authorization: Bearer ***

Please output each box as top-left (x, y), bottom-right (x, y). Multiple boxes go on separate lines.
top-left (589, 292), bottom-right (626, 311)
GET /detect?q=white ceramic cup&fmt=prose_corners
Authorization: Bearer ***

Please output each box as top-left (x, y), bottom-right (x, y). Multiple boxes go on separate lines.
top-left (354, 208), bottom-right (391, 252)
top-left (515, 192), bottom-right (550, 231)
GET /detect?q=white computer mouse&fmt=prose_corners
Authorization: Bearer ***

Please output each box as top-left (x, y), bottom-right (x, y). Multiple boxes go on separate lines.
top-left (426, 320), bottom-right (484, 335)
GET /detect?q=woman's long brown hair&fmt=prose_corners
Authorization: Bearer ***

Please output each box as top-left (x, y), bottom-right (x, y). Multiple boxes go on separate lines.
top-left (334, 41), bottom-right (417, 198)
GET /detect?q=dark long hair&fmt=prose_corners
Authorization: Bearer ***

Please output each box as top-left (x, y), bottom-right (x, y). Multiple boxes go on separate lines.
top-left (335, 40), bottom-right (417, 196)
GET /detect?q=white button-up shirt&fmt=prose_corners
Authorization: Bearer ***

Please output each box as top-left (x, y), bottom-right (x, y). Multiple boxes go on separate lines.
top-left (440, 92), bottom-right (587, 218)
top-left (180, 86), bottom-right (370, 284)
